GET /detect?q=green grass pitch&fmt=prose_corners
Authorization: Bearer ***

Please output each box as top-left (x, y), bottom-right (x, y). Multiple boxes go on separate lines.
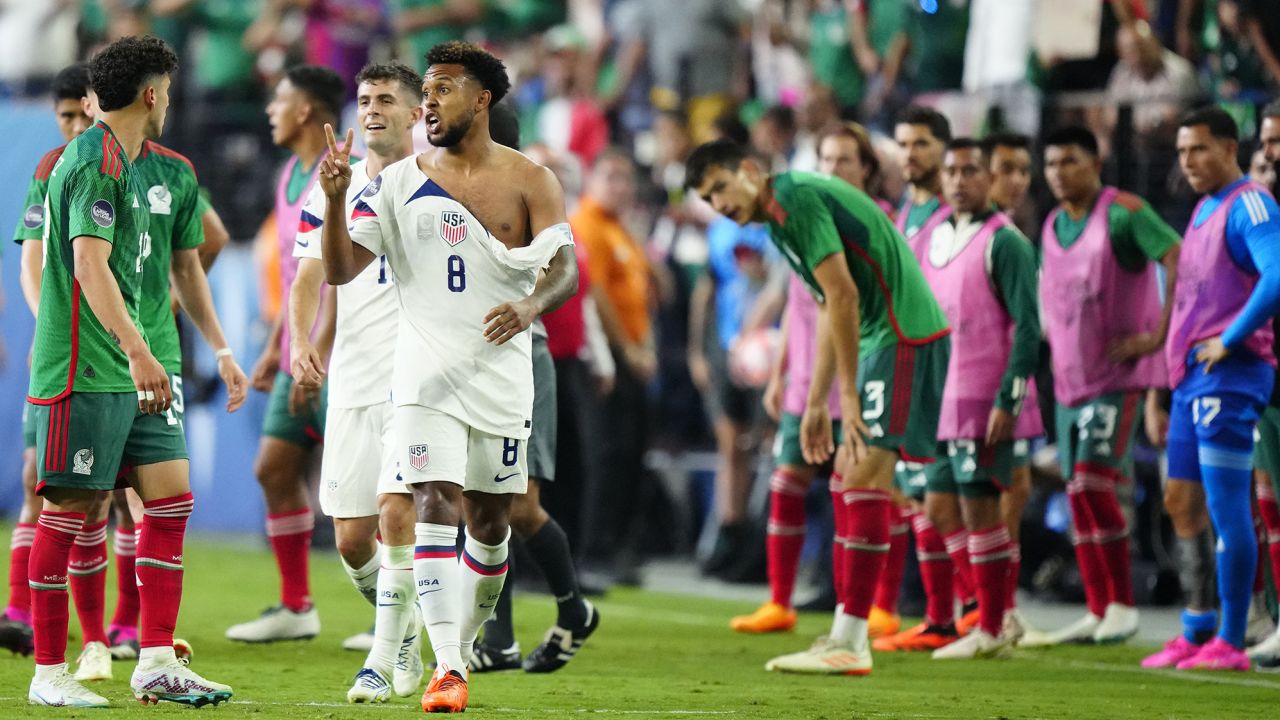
top-left (0, 533), bottom-right (1277, 719)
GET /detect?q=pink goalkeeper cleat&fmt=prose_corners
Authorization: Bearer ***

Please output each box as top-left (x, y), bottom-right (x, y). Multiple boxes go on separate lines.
top-left (1141, 636), bottom-right (1201, 669)
top-left (1175, 638), bottom-right (1250, 671)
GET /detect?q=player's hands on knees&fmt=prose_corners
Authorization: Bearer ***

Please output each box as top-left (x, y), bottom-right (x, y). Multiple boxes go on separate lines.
top-left (128, 350), bottom-right (171, 415)
top-left (843, 399), bottom-right (872, 466)
top-left (250, 347), bottom-right (279, 394)
top-left (985, 407), bottom-right (1014, 447)
top-left (218, 354), bottom-right (248, 413)
top-left (483, 298), bottom-right (539, 346)
top-left (290, 340), bottom-right (325, 389)
top-left (800, 404), bottom-right (834, 465)
top-left (320, 124), bottom-right (354, 199)
top-left (287, 381), bottom-right (318, 417)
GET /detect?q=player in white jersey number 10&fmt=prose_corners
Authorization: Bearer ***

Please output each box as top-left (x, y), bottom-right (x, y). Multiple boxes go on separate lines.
top-left (316, 41), bottom-right (579, 714)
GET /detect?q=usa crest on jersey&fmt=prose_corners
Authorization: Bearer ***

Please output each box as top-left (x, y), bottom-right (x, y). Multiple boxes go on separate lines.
top-left (440, 211), bottom-right (468, 246)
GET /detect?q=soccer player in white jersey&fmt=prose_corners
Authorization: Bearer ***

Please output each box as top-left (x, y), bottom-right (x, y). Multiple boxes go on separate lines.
top-left (318, 41), bottom-right (579, 713)
top-left (288, 61), bottom-right (425, 703)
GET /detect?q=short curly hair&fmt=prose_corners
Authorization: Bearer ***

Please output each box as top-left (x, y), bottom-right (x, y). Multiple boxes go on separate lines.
top-left (89, 35), bottom-right (178, 113)
top-left (52, 63), bottom-right (90, 103)
top-left (425, 41), bottom-right (511, 106)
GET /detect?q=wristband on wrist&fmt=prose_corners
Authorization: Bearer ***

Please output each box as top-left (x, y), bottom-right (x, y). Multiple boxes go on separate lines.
top-left (215, 348), bottom-right (234, 359)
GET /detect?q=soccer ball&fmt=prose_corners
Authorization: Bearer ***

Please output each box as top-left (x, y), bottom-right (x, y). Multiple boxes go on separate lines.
top-left (173, 638), bottom-right (193, 666)
top-left (729, 328), bottom-right (780, 388)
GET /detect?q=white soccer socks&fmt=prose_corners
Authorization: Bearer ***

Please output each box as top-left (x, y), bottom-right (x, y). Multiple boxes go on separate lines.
top-left (342, 545), bottom-right (382, 606)
top-left (367, 544), bottom-right (415, 674)
top-left (414, 524), bottom-right (464, 672)
top-left (457, 528), bottom-right (510, 663)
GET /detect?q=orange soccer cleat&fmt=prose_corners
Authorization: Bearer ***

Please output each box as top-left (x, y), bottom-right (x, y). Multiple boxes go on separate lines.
top-left (873, 622), bottom-right (959, 652)
top-left (420, 667), bottom-right (468, 714)
top-left (956, 606), bottom-right (981, 636)
top-left (730, 602), bottom-right (797, 634)
top-left (867, 606), bottom-right (902, 639)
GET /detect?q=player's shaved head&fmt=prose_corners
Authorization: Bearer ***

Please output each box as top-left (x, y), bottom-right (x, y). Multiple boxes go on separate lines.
top-left (88, 35), bottom-right (177, 112)
top-left (489, 102), bottom-right (520, 150)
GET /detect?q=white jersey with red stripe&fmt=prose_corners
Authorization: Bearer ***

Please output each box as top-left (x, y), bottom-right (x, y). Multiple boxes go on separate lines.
top-left (347, 155), bottom-right (571, 440)
top-left (295, 158), bottom-right (398, 409)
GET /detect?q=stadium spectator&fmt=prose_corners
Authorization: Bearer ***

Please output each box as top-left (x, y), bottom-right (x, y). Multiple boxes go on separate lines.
top-left (881, 0), bottom-right (970, 99)
top-left (390, 0), bottom-right (485, 73)
top-left (1207, 0), bottom-right (1279, 102)
top-left (607, 0), bottom-right (751, 144)
top-left (573, 149), bottom-right (656, 584)
top-left (1104, 22), bottom-right (1199, 138)
top-left (806, 0), bottom-right (878, 117)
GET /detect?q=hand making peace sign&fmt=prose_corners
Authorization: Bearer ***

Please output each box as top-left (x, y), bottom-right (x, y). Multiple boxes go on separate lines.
top-left (319, 123), bottom-right (355, 200)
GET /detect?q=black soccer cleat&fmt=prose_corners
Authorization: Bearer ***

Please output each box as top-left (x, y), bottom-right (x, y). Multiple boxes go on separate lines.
top-left (468, 641), bottom-right (522, 673)
top-left (522, 601), bottom-right (600, 673)
top-left (0, 618), bottom-right (33, 656)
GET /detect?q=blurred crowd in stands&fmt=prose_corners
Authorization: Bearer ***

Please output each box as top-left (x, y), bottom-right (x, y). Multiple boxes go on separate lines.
top-left (5, 0), bottom-right (1280, 605)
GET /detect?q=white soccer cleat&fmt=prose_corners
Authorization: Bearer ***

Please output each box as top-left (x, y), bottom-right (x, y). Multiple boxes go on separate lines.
top-left (225, 604), bottom-right (320, 643)
top-left (1092, 603), bottom-right (1139, 644)
top-left (73, 640), bottom-right (113, 682)
top-left (764, 637), bottom-right (872, 675)
top-left (131, 655), bottom-right (232, 707)
top-left (393, 627), bottom-right (425, 696)
top-left (29, 664), bottom-right (110, 707)
top-left (347, 667), bottom-right (391, 704)
top-left (343, 629), bottom-right (375, 652)
top-left (1017, 612), bottom-right (1101, 647)
top-left (1247, 627), bottom-right (1280, 661)
top-left (932, 629), bottom-right (1011, 660)
top-left (1247, 593), bottom-right (1276, 646)
top-left (1002, 610), bottom-right (1028, 645)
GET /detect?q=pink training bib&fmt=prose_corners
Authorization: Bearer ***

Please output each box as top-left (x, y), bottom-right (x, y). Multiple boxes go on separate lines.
top-left (782, 275), bottom-right (842, 419)
top-left (896, 197), bottom-right (951, 264)
top-left (275, 153), bottom-right (327, 372)
top-left (1166, 180), bottom-right (1277, 388)
top-left (1041, 187), bottom-right (1167, 407)
top-left (921, 213), bottom-right (1043, 440)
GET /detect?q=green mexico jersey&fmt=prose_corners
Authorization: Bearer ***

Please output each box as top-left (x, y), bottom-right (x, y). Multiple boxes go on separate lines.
top-left (1052, 190), bottom-right (1180, 272)
top-left (29, 121), bottom-right (150, 400)
top-left (764, 171), bottom-right (949, 357)
top-left (134, 141), bottom-right (207, 374)
top-left (12, 145), bottom-right (68, 246)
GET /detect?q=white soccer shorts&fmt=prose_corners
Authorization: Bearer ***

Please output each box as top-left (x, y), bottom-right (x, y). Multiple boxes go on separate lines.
top-left (392, 404), bottom-right (528, 495)
top-left (320, 401), bottom-right (407, 518)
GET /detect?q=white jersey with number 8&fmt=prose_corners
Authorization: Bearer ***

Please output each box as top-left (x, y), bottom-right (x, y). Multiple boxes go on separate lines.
top-left (347, 155), bottom-right (571, 440)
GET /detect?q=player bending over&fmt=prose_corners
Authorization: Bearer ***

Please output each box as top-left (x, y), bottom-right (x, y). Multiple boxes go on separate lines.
top-left (686, 139), bottom-right (950, 676)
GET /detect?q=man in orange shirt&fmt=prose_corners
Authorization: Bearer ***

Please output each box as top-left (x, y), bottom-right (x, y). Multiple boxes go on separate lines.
top-left (572, 148), bottom-right (656, 583)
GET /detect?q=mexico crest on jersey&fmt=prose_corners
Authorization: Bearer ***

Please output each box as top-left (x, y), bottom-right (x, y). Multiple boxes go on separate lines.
top-left (409, 444), bottom-right (429, 471)
top-left (440, 211), bottom-right (468, 246)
